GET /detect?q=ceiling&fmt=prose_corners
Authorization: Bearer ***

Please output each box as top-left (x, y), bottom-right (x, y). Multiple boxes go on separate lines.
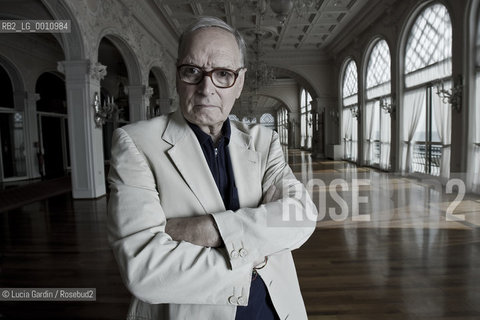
top-left (152, 0), bottom-right (375, 112)
top-left (153, 0), bottom-right (370, 56)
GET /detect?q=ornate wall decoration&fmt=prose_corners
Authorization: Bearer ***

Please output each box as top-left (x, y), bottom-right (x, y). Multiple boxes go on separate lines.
top-left (89, 62), bottom-right (107, 81)
top-left (64, 0), bottom-right (174, 88)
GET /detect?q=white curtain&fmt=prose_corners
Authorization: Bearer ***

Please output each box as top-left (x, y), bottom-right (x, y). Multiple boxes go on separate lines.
top-left (469, 72), bottom-right (480, 193)
top-left (351, 113), bottom-right (358, 161)
top-left (405, 59), bottom-right (452, 88)
top-left (380, 107), bottom-right (391, 170)
top-left (343, 109), bottom-right (352, 159)
top-left (364, 101), bottom-right (374, 164)
top-left (432, 81), bottom-right (451, 181)
top-left (402, 88), bottom-right (426, 174)
top-left (300, 113), bottom-right (306, 148)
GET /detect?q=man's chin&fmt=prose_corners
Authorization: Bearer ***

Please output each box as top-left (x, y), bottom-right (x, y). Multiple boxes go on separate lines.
top-left (186, 115), bottom-right (226, 128)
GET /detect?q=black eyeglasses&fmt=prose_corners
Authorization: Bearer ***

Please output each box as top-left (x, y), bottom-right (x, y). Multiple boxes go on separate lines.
top-left (177, 64), bottom-right (244, 88)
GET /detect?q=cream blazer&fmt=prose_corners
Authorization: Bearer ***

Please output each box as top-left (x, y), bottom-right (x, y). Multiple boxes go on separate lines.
top-left (107, 110), bottom-right (318, 320)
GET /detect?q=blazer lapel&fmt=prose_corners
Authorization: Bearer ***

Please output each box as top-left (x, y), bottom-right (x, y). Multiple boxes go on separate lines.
top-left (163, 111), bottom-right (225, 214)
top-left (229, 126), bottom-right (262, 208)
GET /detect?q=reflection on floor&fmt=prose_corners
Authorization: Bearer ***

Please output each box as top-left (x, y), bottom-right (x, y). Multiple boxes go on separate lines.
top-left (0, 149), bottom-right (479, 319)
top-left (0, 176), bottom-right (71, 212)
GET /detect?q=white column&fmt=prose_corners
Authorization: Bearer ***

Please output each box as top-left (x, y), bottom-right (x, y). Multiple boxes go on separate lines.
top-left (59, 60), bottom-right (106, 199)
top-left (310, 98), bottom-right (325, 159)
top-left (144, 86), bottom-right (154, 119)
top-left (22, 91), bottom-right (40, 179)
top-left (289, 112), bottom-right (300, 148)
top-left (126, 85), bottom-right (147, 122)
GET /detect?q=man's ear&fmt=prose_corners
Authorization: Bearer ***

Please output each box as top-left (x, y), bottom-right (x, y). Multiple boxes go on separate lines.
top-left (235, 68), bottom-right (247, 99)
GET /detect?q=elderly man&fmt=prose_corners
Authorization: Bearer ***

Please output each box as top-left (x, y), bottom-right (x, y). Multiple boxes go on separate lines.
top-left (107, 16), bottom-right (317, 320)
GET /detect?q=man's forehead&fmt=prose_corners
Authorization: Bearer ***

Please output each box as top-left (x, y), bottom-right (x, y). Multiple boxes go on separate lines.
top-left (185, 27), bottom-right (237, 48)
top-left (179, 27), bottom-right (242, 65)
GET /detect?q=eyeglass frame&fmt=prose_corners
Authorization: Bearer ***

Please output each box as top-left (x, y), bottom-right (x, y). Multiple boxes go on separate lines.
top-left (176, 64), bottom-right (245, 89)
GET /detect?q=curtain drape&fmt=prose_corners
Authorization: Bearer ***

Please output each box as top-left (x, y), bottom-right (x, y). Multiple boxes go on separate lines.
top-left (343, 109), bottom-right (352, 159)
top-left (402, 88), bottom-right (426, 174)
top-left (432, 81), bottom-right (452, 181)
top-left (364, 101), bottom-right (374, 164)
top-left (380, 107), bottom-right (391, 170)
top-left (405, 59), bottom-right (452, 88)
top-left (469, 72), bottom-right (480, 193)
top-left (351, 113), bottom-right (358, 161)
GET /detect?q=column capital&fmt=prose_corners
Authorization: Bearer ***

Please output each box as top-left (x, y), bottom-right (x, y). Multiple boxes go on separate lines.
top-left (89, 62), bottom-right (107, 81)
top-left (144, 86), bottom-right (154, 99)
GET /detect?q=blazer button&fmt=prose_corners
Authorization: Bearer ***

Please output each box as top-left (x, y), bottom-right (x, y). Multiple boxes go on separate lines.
top-left (230, 250), bottom-right (239, 259)
top-left (228, 295), bottom-right (237, 304)
top-left (238, 248), bottom-right (247, 258)
top-left (237, 296), bottom-right (247, 305)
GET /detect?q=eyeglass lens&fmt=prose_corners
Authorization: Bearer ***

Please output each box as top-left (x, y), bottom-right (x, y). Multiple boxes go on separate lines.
top-left (178, 65), bottom-right (237, 88)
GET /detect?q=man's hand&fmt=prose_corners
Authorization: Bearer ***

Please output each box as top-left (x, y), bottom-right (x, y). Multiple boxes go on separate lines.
top-left (165, 215), bottom-right (222, 248)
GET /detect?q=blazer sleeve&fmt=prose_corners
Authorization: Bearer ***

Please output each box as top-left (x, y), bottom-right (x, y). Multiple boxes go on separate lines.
top-left (107, 128), bottom-right (253, 306)
top-left (211, 130), bottom-right (318, 270)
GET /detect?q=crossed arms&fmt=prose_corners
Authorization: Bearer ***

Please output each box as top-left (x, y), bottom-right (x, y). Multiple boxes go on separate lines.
top-left (107, 127), bottom-right (317, 305)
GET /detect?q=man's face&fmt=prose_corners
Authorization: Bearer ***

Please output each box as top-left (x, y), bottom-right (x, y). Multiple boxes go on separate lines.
top-left (176, 27), bottom-right (245, 128)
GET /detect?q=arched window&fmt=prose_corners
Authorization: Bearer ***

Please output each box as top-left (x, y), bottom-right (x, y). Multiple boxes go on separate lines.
top-left (277, 107), bottom-right (288, 146)
top-left (0, 64), bottom-right (27, 180)
top-left (35, 72), bottom-right (70, 179)
top-left (0, 65), bottom-right (14, 109)
top-left (260, 113), bottom-right (275, 129)
top-left (300, 88), bottom-right (313, 149)
top-left (402, 3), bottom-right (452, 178)
top-left (364, 39), bottom-right (391, 170)
top-left (228, 114), bottom-right (239, 122)
top-left (241, 116), bottom-right (257, 124)
top-left (342, 59), bottom-right (358, 161)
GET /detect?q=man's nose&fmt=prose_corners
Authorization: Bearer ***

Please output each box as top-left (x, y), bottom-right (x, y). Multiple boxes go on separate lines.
top-left (196, 74), bottom-right (216, 95)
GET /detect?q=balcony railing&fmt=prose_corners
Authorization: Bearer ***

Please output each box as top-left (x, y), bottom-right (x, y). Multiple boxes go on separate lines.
top-left (412, 142), bottom-right (442, 176)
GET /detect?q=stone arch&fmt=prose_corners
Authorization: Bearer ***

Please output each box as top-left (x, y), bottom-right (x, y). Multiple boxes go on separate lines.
top-left (35, 71), bottom-right (67, 114)
top-left (149, 67), bottom-right (169, 96)
top-left (270, 66), bottom-right (319, 99)
top-left (97, 32), bottom-right (143, 86)
top-left (249, 91), bottom-right (292, 113)
top-left (0, 55), bottom-right (26, 95)
top-left (41, 0), bottom-right (86, 60)
top-left (257, 94), bottom-right (288, 110)
top-left (148, 65), bottom-right (172, 115)
top-left (96, 32), bottom-right (143, 121)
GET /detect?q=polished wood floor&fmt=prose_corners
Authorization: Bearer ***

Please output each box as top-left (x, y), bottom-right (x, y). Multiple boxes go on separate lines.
top-left (1, 150), bottom-right (479, 319)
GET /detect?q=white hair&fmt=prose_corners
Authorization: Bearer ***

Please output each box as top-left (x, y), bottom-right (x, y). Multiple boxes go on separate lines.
top-left (177, 16), bottom-right (247, 67)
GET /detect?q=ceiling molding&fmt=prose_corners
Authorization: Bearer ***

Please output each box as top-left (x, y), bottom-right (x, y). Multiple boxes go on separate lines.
top-left (325, 0), bottom-right (398, 55)
top-left (150, 0), bottom-right (374, 59)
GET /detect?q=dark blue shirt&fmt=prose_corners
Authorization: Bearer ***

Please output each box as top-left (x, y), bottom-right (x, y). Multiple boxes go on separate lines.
top-left (187, 119), bottom-right (239, 211)
top-left (188, 119), bottom-right (279, 320)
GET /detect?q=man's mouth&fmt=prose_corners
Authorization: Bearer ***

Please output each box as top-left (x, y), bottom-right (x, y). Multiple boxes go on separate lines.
top-left (194, 104), bottom-right (218, 108)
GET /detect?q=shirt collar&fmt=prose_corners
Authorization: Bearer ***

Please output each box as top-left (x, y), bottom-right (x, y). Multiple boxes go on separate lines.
top-left (187, 118), bottom-right (231, 146)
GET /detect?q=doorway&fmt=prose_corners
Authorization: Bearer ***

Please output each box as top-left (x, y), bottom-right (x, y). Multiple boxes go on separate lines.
top-left (38, 114), bottom-right (69, 179)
